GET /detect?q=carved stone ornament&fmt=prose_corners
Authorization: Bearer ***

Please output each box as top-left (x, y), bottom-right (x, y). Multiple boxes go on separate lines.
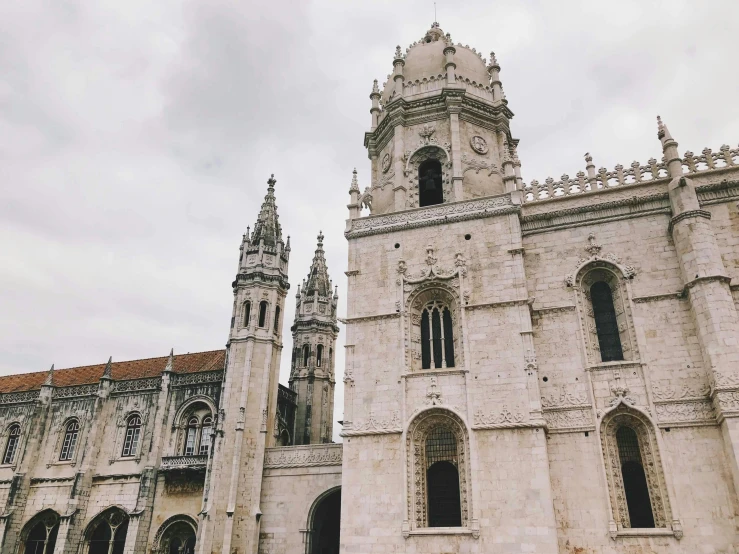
top-left (470, 135), bottom-right (488, 154)
top-left (418, 124), bottom-right (436, 145)
top-left (264, 444), bottom-right (342, 468)
top-left (382, 153), bottom-right (391, 173)
top-left (565, 234), bottom-right (636, 287)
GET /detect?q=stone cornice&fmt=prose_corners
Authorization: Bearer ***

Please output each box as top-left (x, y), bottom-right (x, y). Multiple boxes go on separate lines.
top-left (346, 194), bottom-right (516, 239)
top-left (232, 272), bottom-right (290, 291)
top-left (668, 209), bottom-right (711, 233)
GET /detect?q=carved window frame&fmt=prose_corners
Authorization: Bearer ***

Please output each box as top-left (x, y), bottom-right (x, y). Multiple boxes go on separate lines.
top-left (171, 397), bottom-right (216, 457)
top-left (0, 422), bottom-right (23, 467)
top-left (407, 285), bottom-right (462, 372)
top-left (151, 514), bottom-right (198, 554)
top-left (405, 145), bottom-right (452, 209)
top-left (406, 409), bottom-right (471, 531)
top-left (50, 416), bottom-right (84, 467)
top-left (601, 406), bottom-right (673, 533)
top-left (241, 300), bottom-right (252, 329)
top-left (574, 262), bottom-right (639, 366)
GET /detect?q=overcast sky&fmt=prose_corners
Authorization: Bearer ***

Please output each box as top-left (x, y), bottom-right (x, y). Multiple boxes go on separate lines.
top-left (1, 0), bottom-right (738, 439)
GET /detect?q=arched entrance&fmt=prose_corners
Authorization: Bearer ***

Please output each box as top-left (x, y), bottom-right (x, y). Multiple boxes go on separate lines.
top-left (19, 510), bottom-right (59, 554)
top-left (152, 515), bottom-right (197, 554)
top-left (308, 488), bottom-right (340, 554)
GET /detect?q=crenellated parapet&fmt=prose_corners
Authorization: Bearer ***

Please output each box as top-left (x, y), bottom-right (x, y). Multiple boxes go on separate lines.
top-left (524, 143), bottom-right (739, 203)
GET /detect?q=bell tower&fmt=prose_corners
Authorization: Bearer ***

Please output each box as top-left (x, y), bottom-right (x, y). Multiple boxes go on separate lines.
top-left (289, 232), bottom-right (339, 444)
top-left (197, 175), bottom-right (290, 554)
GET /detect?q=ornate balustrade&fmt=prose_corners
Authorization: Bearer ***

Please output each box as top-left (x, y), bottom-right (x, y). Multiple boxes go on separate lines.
top-left (524, 145), bottom-right (739, 203)
top-left (160, 455), bottom-right (208, 471)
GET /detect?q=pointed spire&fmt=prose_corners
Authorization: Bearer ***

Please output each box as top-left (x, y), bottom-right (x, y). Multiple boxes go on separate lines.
top-left (657, 115), bottom-right (673, 143)
top-left (102, 356), bottom-right (113, 379)
top-left (250, 174), bottom-right (283, 247)
top-left (164, 349), bottom-right (174, 373)
top-left (305, 231), bottom-right (331, 297)
top-left (285, 235), bottom-right (291, 253)
top-left (44, 364), bottom-right (54, 386)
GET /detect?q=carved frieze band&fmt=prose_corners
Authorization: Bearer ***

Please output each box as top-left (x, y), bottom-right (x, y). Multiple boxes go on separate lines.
top-left (465, 298), bottom-right (528, 311)
top-left (543, 407), bottom-right (594, 433)
top-left (651, 383), bottom-right (716, 426)
top-left (345, 195), bottom-right (516, 238)
top-left (341, 411), bottom-right (402, 436)
top-left (264, 444), bottom-right (343, 468)
top-left (472, 406), bottom-right (531, 429)
top-left (0, 391), bottom-right (40, 405)
top-left (53, 384), bottom-right (99, 399)
top-left (112, 377), bottom-right (162, 394)
top-left (342, 313), bottom-right (400, 324)
top-left (171, 370), bottom-right (224, 387)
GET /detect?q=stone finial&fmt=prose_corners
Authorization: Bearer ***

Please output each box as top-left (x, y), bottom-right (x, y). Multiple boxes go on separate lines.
top-left (488, 51), bottom-right (499, 69)
top-left (350, 168), bottom-right (359, 192)
top-left (245, 226), bottom-right (250, 243)
top-left (164, 349), bottom-right (174, 373)
top-left (657, 115), bottom-right (673, 142)
top-left (285, 235), bottom-right (291, 252)
top-left (584, 152), bottom-right (593, 164)
top-left (317, 230), bottom-right (324, 247)
top-left (44, 364), bottom-right (54, 386)
top-left (102, 356), bottom-right (113, 379)
top-left (267, 173), bottom-right (276, 189)
top-left (394, 45), bottom-right (403, 60)
top-left (371, 79), bottom-right (380, 95)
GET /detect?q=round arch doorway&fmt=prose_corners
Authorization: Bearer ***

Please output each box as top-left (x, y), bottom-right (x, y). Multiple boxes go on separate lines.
top-left (308, 487), bottom-right (340, 554)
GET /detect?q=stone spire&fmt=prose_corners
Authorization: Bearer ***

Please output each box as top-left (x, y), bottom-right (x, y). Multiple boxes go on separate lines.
top-left (102, 356), bottom-right (113, 379)
top-left (250, 174), bottom-right (283, 246)
top-left (43, 364), bottom-right (54, 386)
top-left (305, 232), bottom-right (331, 297)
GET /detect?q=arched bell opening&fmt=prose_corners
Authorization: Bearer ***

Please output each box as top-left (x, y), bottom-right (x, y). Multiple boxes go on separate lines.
top-left (418, 159), bottom-right (444, 207)
top-left (308, 487), bottom-right (341, 554)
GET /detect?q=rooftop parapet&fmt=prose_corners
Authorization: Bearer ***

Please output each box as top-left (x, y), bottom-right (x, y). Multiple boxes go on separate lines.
top-left (524, 143), bottom-right (739, 203)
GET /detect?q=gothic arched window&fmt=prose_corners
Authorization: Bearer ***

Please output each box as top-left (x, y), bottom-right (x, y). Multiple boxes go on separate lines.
top-left (421, 302), bottom-right (455, 369)
top-left (316, 345), bottom-right (324, 367)
top-left (418, 159), bottom-right (444, 207)
top-left (85, 509), bottom-right (128, 554)
top-left (274, 305), bottom-right (281, 333)
top-left (59, 420), bottom-right (79, 461)
top-left (243, 301), bottom-right (251, 327)
top-left (3, 424), bottom-right (20, 465)
top-left (425, 427), bottom-right (462, 527)
top-left (184, 417), bottom-right (199, 456)
top-left (303, 345), bottom-right (310, 367)
top-left (601, 407), bottom-right (674, 534)
top-left (21, 511), bottom-right (59, 554)
top-left (616, 426), bottom-right (655, 528)
top-left (199, 416), bottom-right (213, 456)
top-left (121, 414), bottom-right (142, 458)
top-left (407, 409), bottom-right (470, 531)
top-left (258, 301), bottom-right (268, 327)
top-left (591, 281), bottom-right (624, 361)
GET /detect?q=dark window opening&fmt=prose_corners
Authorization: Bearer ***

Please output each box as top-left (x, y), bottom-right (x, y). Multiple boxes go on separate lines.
top-left (419, 159), bottom-right (444, 207)
top-left (421, 310), bottom-right (432, 369)
top-left (317, 345), bottom-right (323, 367)
top-left (258, 301), bottom-right (268, 327)
top-left (243, 301), bottom-right (251, 327)
top-left (24, 515), bottom-right (59, 554)
top-left (616, 426), bottom-right (655, 528)
top-left (274, 305), bottom-right (281, 333)
top-left (59, 420), bottom-right (79, 461)
top-left (328, 348), bottom-right (333, 369)
top-left (303, 345), bottom-right (310, 367)
top-left (591, 281), bottom-right (624, 361)
top-left (425, 427), bottom-right (461, 527)
top-left (442, 308), bottom-right (455, 368)
top-left (88, 513), bottom-right (128, 554)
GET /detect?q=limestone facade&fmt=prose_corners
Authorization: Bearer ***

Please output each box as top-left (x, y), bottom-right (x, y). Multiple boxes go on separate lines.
top-left (1, 20), bottom-right (739, 554)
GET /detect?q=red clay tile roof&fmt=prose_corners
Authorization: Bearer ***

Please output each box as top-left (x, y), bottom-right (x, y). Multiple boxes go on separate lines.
top-left (0, 350), bottom-right (226, 394)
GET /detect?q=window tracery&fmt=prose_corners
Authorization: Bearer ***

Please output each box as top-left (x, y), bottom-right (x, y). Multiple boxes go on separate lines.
top-left (121, 414), bottom-right (142, 458)
top-left (20, 510), bottom-right (59, 554)
top-left (84, 508), bottom-right (129, 554)
top-left (175, 401), bottom-right (214, 457)
top-left (406, 409), bottom-right (470, 531)
top-left (408, 287), bottom-right (461, 371)
top-left (601, 406), bottom-right (672, 533)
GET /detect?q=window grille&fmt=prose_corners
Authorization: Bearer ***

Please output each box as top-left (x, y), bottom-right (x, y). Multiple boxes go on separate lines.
top-left (591, 281), bottom-right (624, 361)
top-left (421, 302), bottom-right (455, 369)
top-left (3, 425), bottom-right (20, 465)
top-left (243, 301), bottom-right (251, 327)
top-left (121, 415), bottom-right (142, 457)
top-left (59, 420), bottom-right (79, 461)
top-left (258, 301), bottom-right (268, 327)
top-left (616, 426), bottom-right (655, 528)
top-left (425, 426), bottom-right (461, 527)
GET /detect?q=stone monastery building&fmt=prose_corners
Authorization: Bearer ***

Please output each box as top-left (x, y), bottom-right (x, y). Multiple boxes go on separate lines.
top-left (3, 21), bottom-right (739, 554)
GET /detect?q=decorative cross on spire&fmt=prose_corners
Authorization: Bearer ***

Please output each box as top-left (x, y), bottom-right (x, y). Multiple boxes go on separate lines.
top-left (267, 174), bottom-right (276, 188)
top-left (317, 230), bottom-right (324, 246)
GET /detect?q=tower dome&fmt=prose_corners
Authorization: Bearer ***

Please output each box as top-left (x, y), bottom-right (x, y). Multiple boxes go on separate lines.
top-left (381, 23), bottom-right (492, 104)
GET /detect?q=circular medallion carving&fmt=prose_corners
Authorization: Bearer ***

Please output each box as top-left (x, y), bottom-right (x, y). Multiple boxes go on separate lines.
top-left (470, 135), bottom-right (488, 154)
top-left (381, 153), bottom-right (391, 173)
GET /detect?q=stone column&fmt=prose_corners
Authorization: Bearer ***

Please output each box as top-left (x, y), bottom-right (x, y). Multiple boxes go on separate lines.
top-left (446, 96), bottom-right (464, 201)
top-left (392, 124), bottom-right (407, 210)
top-left (659, 117), bottom-right (739, 496)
